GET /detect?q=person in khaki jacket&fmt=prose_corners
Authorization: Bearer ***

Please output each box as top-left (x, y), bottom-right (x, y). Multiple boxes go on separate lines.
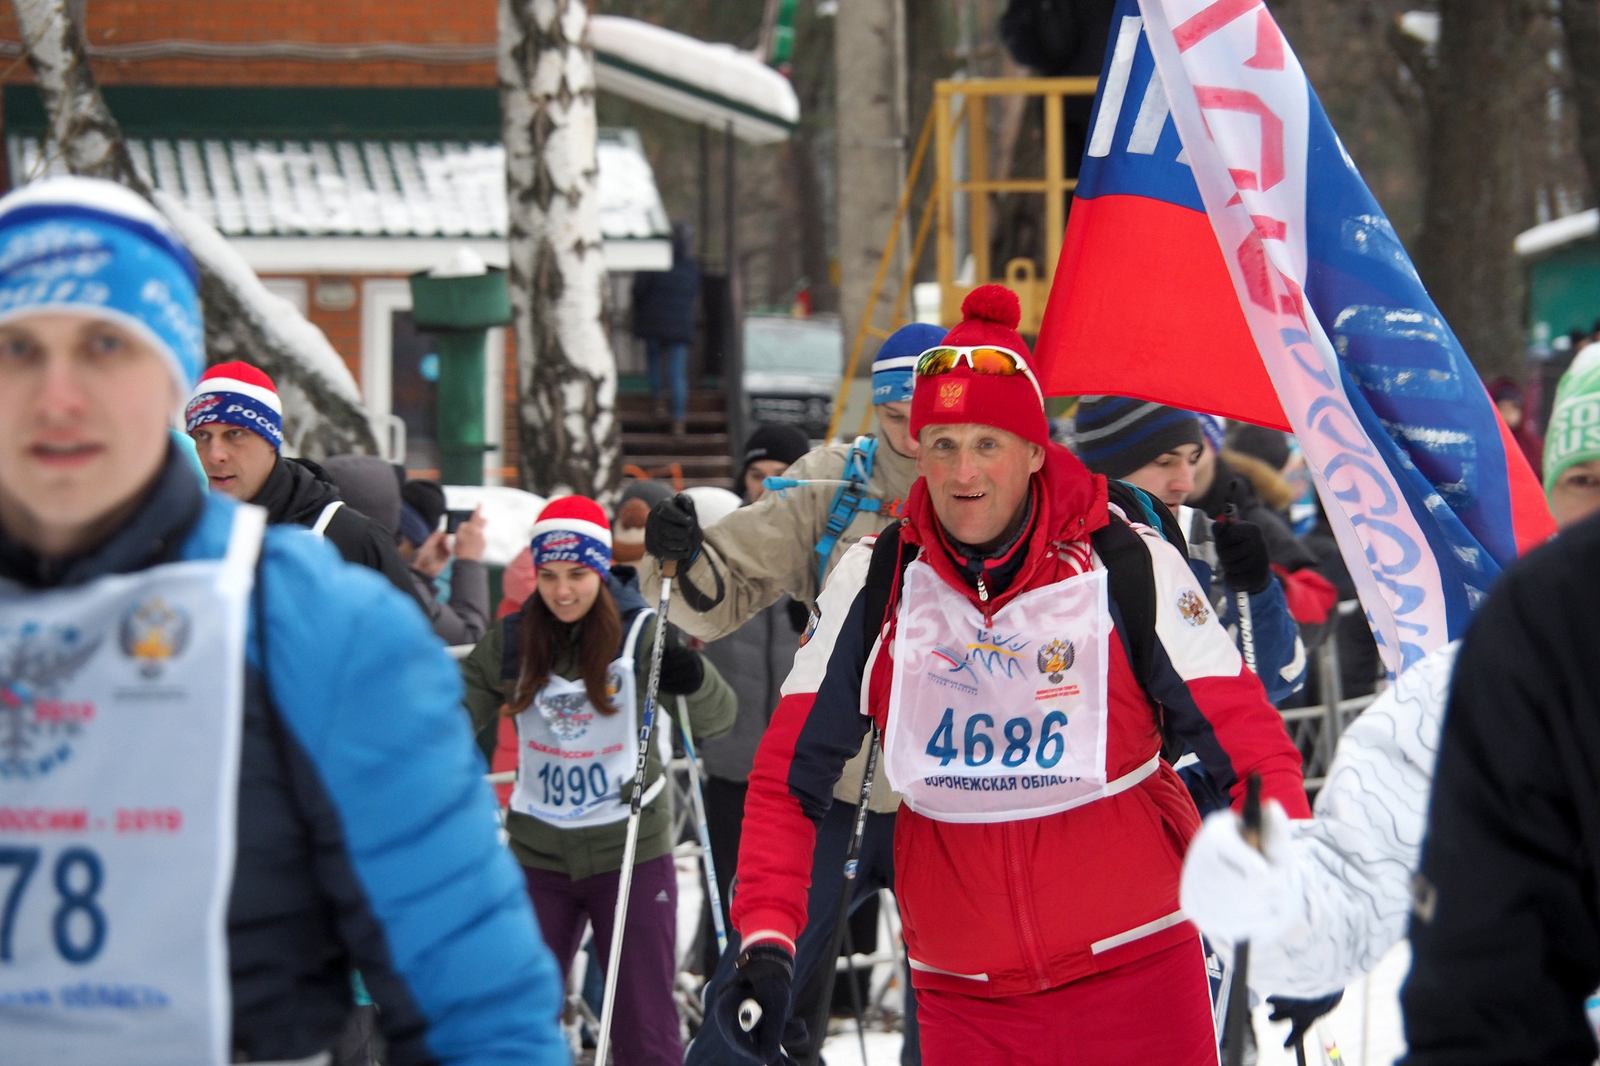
top-left (643, 322), bottom-right (945, 1066)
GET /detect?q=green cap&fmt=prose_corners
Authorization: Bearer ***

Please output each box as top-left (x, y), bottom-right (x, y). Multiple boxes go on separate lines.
top-left (1544, 344), bottom-right (1600, 493)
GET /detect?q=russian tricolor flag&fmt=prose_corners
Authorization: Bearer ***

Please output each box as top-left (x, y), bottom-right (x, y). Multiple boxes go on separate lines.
top-left (1036, 0), bottom-right (1554, 673)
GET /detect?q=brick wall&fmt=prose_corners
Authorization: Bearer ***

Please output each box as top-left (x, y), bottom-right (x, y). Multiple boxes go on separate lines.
top-left (0, 1), bottom-right (496, 87)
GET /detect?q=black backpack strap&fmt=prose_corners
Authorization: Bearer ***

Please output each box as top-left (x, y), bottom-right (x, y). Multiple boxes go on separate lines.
top-left (1104, 478), bottom-right (1189, 560)
top-left (862, 520), bottom-right (918, 645)
top-left (1090, 514), bottom-right (1187, 761)
top-left (1090, 516), bottom-right (1159, 689)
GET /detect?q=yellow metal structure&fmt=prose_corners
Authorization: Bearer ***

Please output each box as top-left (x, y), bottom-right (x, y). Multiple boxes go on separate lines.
top-left (827, 75), bottom-right (1100, 441)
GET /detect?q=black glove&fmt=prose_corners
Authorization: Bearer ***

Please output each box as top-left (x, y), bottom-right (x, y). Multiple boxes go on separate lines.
top-left (713, 943), bottom-right (795, 1064)
top-left (1214, 516), bottom-right (1271, 595)
top-left (1267, 990), bottom-right (1343, 1050)
top-left (645, 493), bottom-right (703, 564)
top-left (657, 643), bottom-right (705, 695)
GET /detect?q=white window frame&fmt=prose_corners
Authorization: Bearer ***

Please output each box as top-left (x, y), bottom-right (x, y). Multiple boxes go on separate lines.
top-left (360, 278), bottom-right (506, 486)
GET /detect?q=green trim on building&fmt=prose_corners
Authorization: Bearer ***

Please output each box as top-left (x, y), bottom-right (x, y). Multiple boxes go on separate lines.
top-left (3, 86), bottom-right (502, 141)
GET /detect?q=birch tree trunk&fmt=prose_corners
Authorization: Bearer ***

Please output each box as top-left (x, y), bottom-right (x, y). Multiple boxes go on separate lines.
top-left (500, 0), bottom-right (621, 503)
top-left (11, 0), bottom-right (378, 457)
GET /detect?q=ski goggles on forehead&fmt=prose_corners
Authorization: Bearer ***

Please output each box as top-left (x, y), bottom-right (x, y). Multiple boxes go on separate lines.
top-left (915, 345), bottom-right (1043, 401)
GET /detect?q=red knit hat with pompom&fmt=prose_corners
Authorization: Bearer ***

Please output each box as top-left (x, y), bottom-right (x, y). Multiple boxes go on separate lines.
top-left (909, 284), bottom-right (1047, 447)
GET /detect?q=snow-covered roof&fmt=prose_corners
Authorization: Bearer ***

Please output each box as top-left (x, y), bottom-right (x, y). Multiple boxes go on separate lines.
top-left (1515, 208), bottom-right (1600, 258)
top-left (7, 129), bottom-right (671, 269)
top-left (591, 15), bottom-right (800, 145)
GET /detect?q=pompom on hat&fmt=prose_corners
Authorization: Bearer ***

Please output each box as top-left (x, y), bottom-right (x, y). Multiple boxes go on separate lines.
top-left (185, 361), bottom-right (285, 451)
top-left (909, 284), bottom-right (1048, 448)
top-left (0, 176), bottom-right (202, 402)
top-left (530, 495), bottom-right (613, 579)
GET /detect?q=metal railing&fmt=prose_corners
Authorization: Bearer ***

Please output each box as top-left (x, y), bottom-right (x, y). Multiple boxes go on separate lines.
top-left (1279, 601), bottom-right (1383, 795)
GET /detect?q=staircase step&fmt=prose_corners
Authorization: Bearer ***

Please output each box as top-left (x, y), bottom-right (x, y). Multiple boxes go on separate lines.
top-left (616, 390), bottom-right (727, 414)
top-left (623, 432), bottom-right (730, 456)
top-left (618, 411), bottom-right (728, 433)
top-left (621, 455), bottom-right (734, 480)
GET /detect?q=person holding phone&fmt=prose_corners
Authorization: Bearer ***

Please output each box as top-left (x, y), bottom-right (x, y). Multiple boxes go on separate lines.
top-left (398, 477), bottom-right (490, 645)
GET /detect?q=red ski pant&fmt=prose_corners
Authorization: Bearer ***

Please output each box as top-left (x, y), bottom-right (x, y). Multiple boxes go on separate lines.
top-left (916, 935), bottom-right (1220, 1066)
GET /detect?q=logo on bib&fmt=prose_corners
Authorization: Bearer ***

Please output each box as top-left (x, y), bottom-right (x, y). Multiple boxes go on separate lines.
top-left (965, 629), bottom-right (1030, 679)
top-left (119, 597), bottom-right (191, 678)
top-left (1036, 639), bottom-right (1075, 683)
top-left (927, 645), bottom-right (979, 695)
top-left (540, 691), bottom-right (595, 741)
top-left (1177, 590), bottom-right (1211, 627)
top-left (0, 622), bottom-right (101, 779)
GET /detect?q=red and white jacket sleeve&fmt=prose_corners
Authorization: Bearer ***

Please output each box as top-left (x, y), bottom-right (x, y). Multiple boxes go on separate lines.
top-left (1136, 527), bottom-right (1312, 818)
top-left (731, 541), bottom-right (877, 954)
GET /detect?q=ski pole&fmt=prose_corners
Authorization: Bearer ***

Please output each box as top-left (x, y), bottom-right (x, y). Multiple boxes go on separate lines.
top-left (838, 724), bottom-right (881, 1066)
top-left (1222, 502), bottom-right (1257, 674)
top-left (596, 560), bottom-right (678, 1066)
top-left (1222, 774), bottom-right (1263, 1066)
top-left (676, 694), bottom-right (728, 954)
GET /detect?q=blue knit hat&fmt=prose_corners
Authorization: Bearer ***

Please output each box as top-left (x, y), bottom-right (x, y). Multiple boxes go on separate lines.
top-left (871, 322), bottom-right (946, 405)
top-left (0, 176), bottom-right (201, 400)
top-left (1072, 397), bottom-right (1204, 479)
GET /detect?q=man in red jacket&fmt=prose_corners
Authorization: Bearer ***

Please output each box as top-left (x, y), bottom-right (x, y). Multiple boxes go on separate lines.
top-left (709, 286), bottom-right (1311, 1065)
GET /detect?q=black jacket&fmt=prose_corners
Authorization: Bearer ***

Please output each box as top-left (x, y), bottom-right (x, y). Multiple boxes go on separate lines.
top-left (253, 457), bottom-right (417, 603)
top-left (1401, 512), bottom-right (1600, 1065)
top-left (630, 229), bottom-right (700, 343)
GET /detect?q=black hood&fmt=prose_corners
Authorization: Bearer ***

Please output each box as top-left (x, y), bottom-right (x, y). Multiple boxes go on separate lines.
top-left (253, 457), bottom-right (343, 527)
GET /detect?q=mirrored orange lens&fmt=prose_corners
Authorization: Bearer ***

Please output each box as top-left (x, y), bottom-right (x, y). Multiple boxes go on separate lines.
top-left (915, 347), bottom-right (960, 376)
top-left (968, 347), bottom-right (1022, 375)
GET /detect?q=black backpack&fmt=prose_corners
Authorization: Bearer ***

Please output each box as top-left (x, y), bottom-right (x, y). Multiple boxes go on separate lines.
top-left (861, 480), bottom-right (1187, 749)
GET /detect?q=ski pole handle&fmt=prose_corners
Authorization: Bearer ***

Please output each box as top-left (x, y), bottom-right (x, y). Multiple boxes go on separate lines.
top-left (1241, 772), bottom-right (1263, 851)
top-left (738, 998), bottom-right (762, 1032)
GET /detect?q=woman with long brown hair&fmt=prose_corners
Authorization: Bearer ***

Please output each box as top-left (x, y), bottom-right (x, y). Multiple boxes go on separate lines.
top-left (461, 495), bottom-right (734, 1065)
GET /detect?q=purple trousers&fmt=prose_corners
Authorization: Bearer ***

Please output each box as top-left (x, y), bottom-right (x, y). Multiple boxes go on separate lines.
top-left (523, 853), bottom-right (682, 1066)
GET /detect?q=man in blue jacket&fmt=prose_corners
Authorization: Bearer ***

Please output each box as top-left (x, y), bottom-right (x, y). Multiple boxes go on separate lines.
top-left (0, 176), bottom-right (565, 1065)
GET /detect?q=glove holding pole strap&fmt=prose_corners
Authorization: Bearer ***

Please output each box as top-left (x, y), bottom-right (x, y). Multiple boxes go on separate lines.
top-left (1222, 773), bottom-right (1263, 1066)
top-left (716, 942), bottom-right (796, 1063)
top-left (646, 493), bottom-right (703, 564)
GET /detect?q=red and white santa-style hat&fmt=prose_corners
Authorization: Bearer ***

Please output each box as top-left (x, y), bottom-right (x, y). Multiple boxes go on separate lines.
top-left (184, 361), bottom-right (285, 450)
top-left (529, 495), bottom-right (613, 578)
